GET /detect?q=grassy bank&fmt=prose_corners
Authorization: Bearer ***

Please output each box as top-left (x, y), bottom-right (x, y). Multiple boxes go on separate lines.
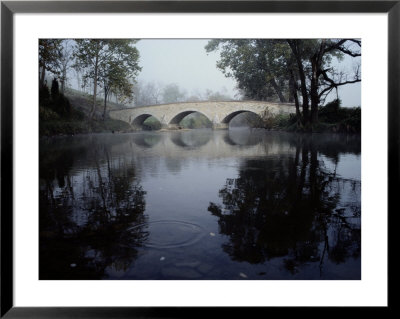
top-left (39, 87), bottom-right (133, 137)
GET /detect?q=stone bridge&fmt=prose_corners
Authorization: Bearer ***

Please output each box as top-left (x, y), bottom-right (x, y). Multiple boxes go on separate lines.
top-left (109, 101), bottom-right (295, 130)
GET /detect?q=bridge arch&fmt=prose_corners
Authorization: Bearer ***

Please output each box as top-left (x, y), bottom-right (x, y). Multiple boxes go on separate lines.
top-left (221, 110), bottom-right (262, 124)
top-left (131, 114), bottom-right (162, 128)
top-left (169, 110), bottom-right (212, 125)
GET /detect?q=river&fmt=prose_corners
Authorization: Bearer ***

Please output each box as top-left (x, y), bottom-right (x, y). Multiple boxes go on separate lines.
top-left (39, 129), bottom-right (361, 280)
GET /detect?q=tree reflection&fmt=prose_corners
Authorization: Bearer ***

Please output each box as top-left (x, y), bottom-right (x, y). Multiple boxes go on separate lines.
top-left (39, 142), bottom-right (147, 279)
top-left (208, 135), bottom-right (361, 277)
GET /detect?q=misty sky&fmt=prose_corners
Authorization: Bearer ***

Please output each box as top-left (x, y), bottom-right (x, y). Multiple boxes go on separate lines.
top-left (135, 39), bottom-right (361, 107)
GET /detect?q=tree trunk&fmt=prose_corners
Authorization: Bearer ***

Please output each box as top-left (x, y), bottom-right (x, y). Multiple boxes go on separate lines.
top-left (103, 87), bottom-right (108, 120)
top-left (289, 70), bottom-right (301, 123)
top-left (269, 78), bottom-right (286, 103)
top-left (40, 66), bottom-right (46, 88)
top-left (310, 42), bottom-right (325, 126)
top-left (297, 62), bottom-right (309, 124)
top-left (310, 58), bottom-right (319, 125)
top-left (91, 43), bottom-right (100, 119)
top-left (61, 65), bottom-right (67, 94)
top-left (288, 76), bottom-right (295, 103)
top-left (90, 55), bottom-right (99, 119)
top-left (287, 40), bottom-right (309, 124)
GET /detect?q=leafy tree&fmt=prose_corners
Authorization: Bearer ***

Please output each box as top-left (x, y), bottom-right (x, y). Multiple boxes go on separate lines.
top-left (73, 39), bottom-right (140, 119)
top-left (74, 39), bottom-right (141, 119)
top-left (287, 39), bottom-right (361, 126)
top-left (73, 39), bottom-right (109, 118)
top-left (205, 39), bottom-right (290, 102)
top-left (308, 39), bottom-right (360, 124)
top-left (98, 40), bottom-right (141, 119)
top-left (39, 39), bottom-right (62, 88)
top-left (206, 39), bottom-right (361, 129)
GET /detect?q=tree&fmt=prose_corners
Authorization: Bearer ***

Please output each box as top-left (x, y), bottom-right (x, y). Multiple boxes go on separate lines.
top-left (58, 40), bottom-right (75, 94)
top-left (98, 40), bottom-right (141, 119)
top-left (309, 39), bottom-right (361, 123)
top-left (204, 88), bottom-right (232, 101)
top-left (162, 83), bottom-right (186, 104)
top-left (133, 81), bottom-right (163, 106)
top-left (74, 39), bottom-right (141, 119)
top-left (205, 39), bottom-right (291, 102)
top-left (74, 39), bottom-right (108, 119)
top-left (207, 38), bottom-right (361, 129)
top-left (39, 39), bottom-right (62, 88)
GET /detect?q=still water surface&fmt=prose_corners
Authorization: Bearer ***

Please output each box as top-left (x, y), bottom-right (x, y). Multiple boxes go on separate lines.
top-left (39, 129), bottom-right (361, 280)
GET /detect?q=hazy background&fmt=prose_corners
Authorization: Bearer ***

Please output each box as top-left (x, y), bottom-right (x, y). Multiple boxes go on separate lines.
top-left (135, 39), bottom-right (361, 107)
top-left (65, 39), bottom-right (361, 107)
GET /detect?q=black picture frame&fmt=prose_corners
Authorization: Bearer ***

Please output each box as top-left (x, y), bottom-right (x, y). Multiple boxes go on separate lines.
top-left (1, 1), bottom-right (395, 317)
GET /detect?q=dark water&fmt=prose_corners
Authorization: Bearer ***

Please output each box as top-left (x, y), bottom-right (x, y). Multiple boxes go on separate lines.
top-left (39, 129), bottom-right (361, 280)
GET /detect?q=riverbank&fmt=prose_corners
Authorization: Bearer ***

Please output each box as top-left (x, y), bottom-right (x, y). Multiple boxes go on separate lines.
top-left (262, 101), bottom-right (361, 134)
top-left (39, 87), bottom-right (134, 137)
top-left (40, 111), bottom-right (133, 136)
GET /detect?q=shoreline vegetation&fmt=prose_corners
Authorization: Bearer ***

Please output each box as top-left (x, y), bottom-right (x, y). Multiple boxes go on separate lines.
top-left (39, 39), bottom-right (361, 138)
top-left (40, 86), bottom-right (360, 138)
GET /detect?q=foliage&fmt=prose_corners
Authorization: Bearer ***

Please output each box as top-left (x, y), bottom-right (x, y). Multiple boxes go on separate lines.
top-left (40, 80), bottom-right (72, 118)
top-left (180, 113), bottom-right (212, 129)
top-left (40, 82), bottom-right (133, 136)
top-left (73, 39), bottom-right (141, 119)
top-left (162, 83), bottom-right (186, 104)
top-left (97, 40), bottom-right (141, 113)
top-left (259, 108), bottom-right (296, 130)
top-left (39, 39), bottom-right (63, 87)
top-left (206, 39), bottom-right (361, 128)
top-left (318, 101), bottom-right (361, 133)
top-left (142, 117), bottom-right (162, 130)
top-left (205, 39), bottom-right (291, 102)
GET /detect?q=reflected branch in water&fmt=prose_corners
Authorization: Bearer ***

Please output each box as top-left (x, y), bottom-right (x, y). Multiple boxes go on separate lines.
top-left (39, 141), bottom-right (149, 279)
top-left (208, 135), bottom-right (361, 278)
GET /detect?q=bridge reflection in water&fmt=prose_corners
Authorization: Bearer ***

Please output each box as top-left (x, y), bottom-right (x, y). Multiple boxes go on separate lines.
top-left (110, 128), bottom-right (295, 160)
